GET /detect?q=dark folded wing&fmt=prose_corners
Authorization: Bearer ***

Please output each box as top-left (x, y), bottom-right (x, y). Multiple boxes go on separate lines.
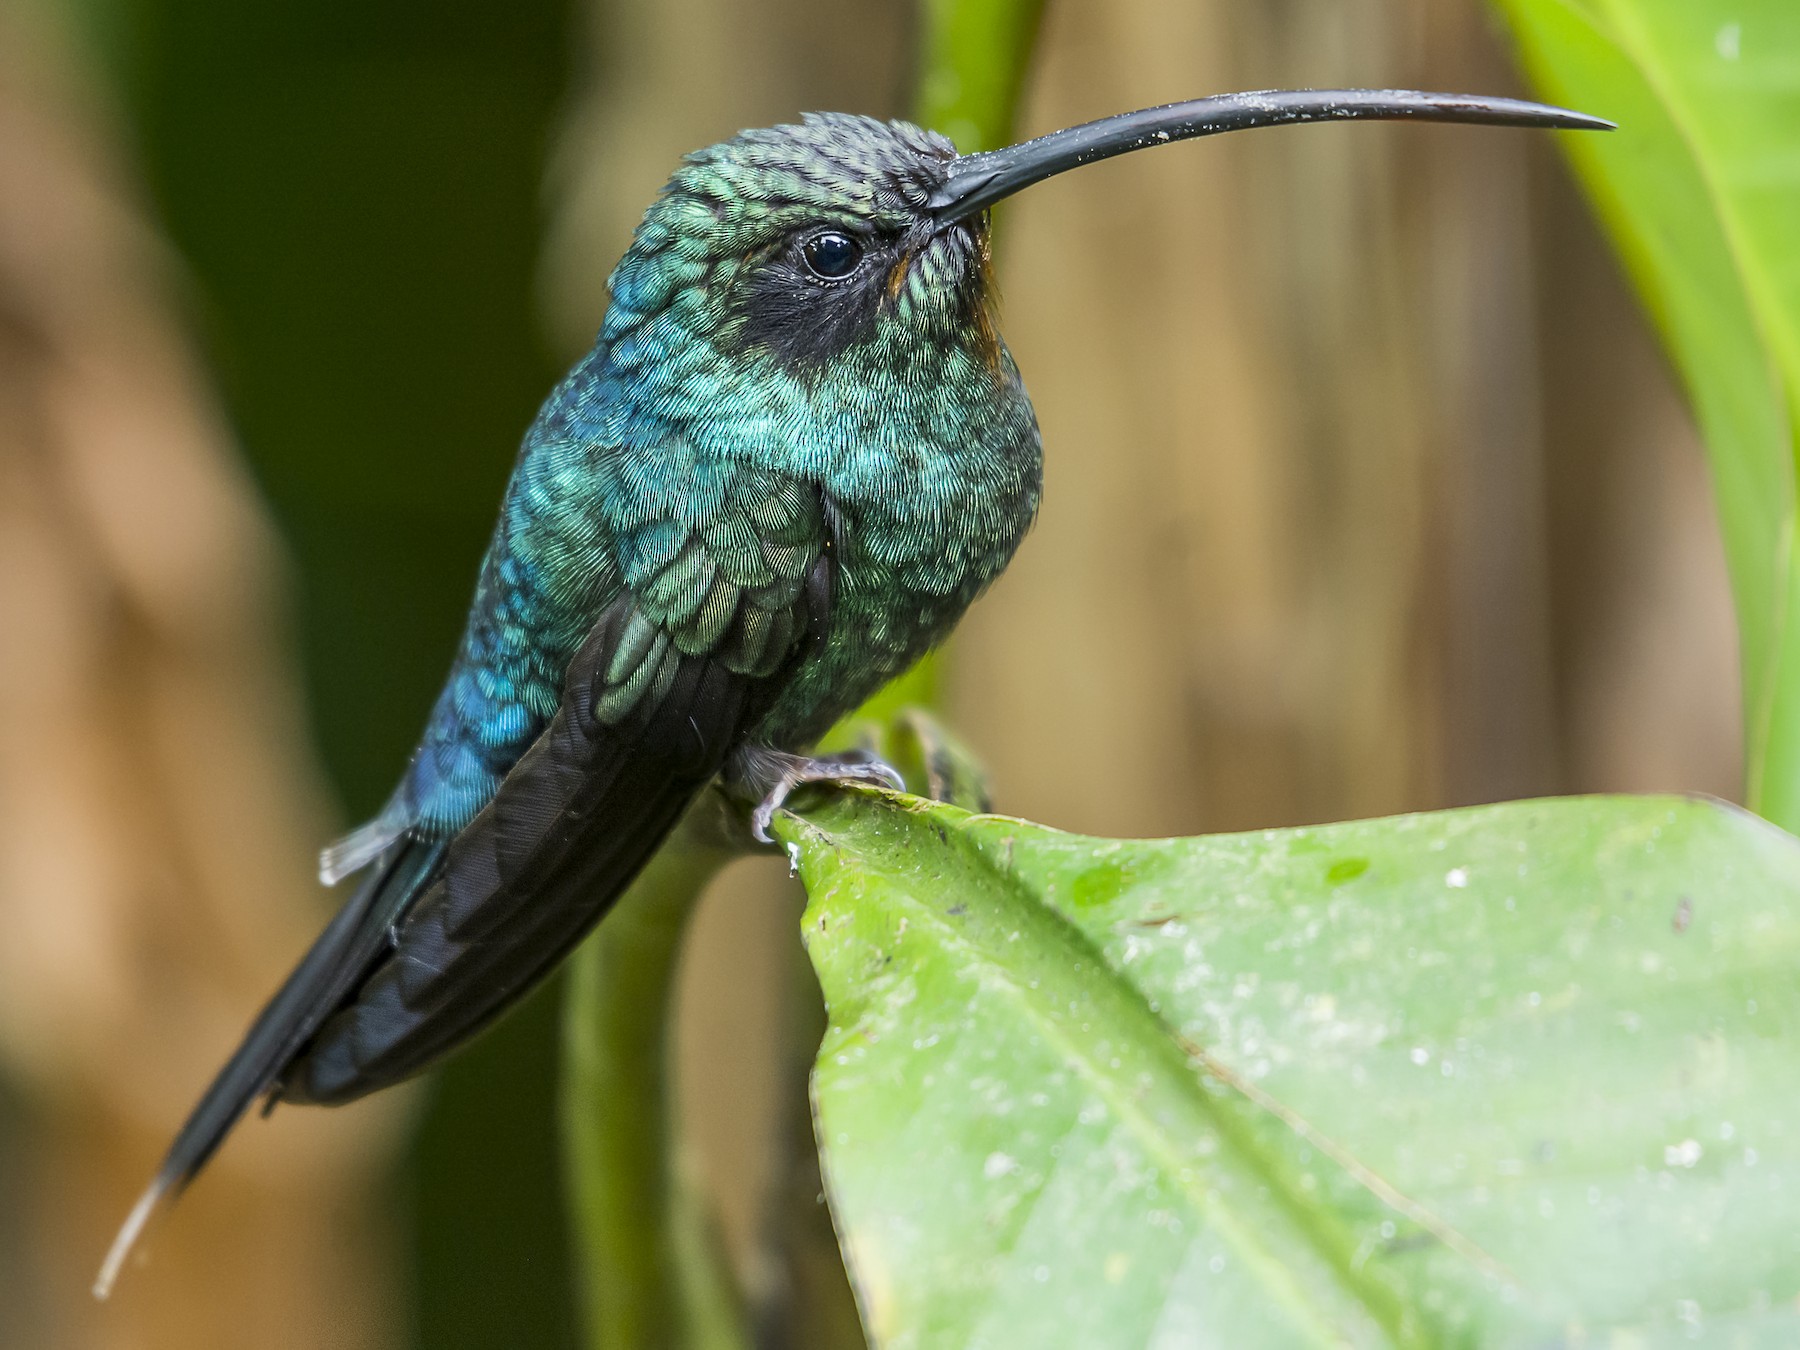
top-left (280, 468), bottom-right (831, 1103)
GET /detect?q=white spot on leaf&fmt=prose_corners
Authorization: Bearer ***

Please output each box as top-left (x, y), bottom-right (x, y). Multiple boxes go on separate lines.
top-left (1664, 1139), bottom-right (1703, 1168)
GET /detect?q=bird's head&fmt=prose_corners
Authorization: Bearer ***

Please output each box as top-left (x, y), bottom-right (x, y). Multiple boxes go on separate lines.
top-left (602, 90), bottom-right (1609, 383)
top-left (603, 113), bottom-right (995, 377)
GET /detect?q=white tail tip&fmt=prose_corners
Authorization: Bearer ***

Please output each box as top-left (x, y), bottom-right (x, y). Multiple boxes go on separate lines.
top-left (94, 1177), bottom-right (168, 1300)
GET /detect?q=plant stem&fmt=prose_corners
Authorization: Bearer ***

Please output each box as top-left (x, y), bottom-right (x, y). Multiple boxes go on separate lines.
top-left (560, 809), bottom-right (745, 1350)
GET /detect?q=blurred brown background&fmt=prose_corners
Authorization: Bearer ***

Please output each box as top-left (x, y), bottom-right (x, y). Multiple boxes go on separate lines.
top-left (0, 0), bottom-right (1734, 1346)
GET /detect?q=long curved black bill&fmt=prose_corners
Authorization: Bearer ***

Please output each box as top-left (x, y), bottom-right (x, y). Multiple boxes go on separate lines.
top-left (931, 88), bottom-right (1614, 222)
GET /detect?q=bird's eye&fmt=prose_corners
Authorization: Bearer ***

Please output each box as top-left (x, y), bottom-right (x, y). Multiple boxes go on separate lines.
top-left (801, 231), bottom-right (863, 281)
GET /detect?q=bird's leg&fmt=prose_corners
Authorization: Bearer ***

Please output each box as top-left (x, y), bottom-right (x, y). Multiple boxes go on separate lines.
top-left (728, 743), bottom-right (906, 844)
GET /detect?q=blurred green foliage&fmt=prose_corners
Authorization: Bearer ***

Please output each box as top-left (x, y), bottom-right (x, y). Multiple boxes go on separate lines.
top-left (87, 1), bottom-right (579, 1345)
top-left (914, 0), bottom-right (1044, 152)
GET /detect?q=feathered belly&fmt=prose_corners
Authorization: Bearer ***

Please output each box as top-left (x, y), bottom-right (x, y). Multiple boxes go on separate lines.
top-left (750, 488), bottom-right (1033, 748)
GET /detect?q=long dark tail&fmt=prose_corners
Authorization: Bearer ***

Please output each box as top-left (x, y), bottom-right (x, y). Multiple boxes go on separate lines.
top-left (94, 839), bottom-right (445, 1297)
top-left (278, 648), bottom-right (750, 1103)
top-left (98, 596), bottom-right (788, 1295)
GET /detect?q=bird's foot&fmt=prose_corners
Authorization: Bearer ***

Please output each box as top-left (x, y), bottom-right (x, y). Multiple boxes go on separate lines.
top-left (822, 710), bottom-right (991, 810)
top-left (731, 745), bottom-right (905, 844)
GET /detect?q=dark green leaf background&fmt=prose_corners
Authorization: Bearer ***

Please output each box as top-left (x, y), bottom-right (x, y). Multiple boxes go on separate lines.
top-left (93, 0), bottom-right (579, 1343)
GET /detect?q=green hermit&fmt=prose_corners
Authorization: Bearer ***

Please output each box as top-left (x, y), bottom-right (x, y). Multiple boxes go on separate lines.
top-left (99, 87), bottom-right (1609, 1295)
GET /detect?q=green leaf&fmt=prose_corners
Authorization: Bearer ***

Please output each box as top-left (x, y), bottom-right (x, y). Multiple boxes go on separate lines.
top-left (782, 791), bottom-right (1800, 1345)
top-left (1488, 0), bottom-right (1800, 829)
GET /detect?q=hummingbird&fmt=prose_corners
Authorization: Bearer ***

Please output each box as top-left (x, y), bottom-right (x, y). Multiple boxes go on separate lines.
top-left (98, 87), bottom-right (1608, 1293)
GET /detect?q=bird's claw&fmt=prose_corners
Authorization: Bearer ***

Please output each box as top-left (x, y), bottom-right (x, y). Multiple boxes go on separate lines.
top-left (748, 750), bottom-right (905, 843)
